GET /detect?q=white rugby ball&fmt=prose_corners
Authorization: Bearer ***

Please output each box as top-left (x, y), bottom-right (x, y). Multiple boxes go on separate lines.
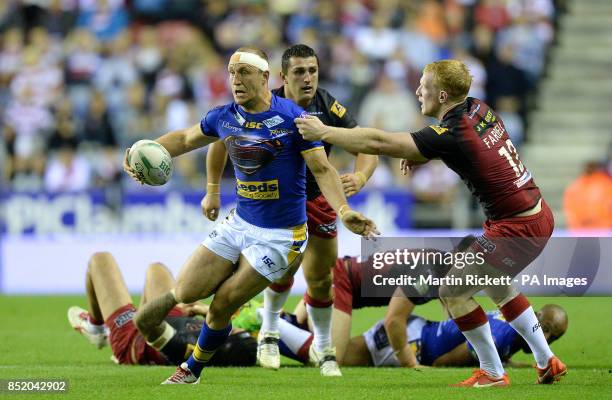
top-left (128, 140), bottom-right (173, 186)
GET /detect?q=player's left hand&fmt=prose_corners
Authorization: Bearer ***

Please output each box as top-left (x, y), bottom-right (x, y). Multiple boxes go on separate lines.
top-left (201, 192), bottom-right (221, 221)
top-left (340, 209), bottom-right (379, 238)
top-left (295, 114), bottom-right (328, 141)
top-left (340, 173), bottom-right (366, 197)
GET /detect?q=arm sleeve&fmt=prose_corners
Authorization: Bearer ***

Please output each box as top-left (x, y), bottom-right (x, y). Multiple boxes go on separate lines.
top-left (200, 107), bottom-right (222, 138)
top-left (291, 104), bottom-right (324, 152)
top-left (410, 125), bottom-right (456, 159)
top-left (298, 133), bottom-right (324, 153)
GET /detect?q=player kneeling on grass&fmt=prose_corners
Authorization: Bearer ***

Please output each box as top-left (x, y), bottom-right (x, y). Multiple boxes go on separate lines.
top-left (67, 252), bottom-right (256, 367)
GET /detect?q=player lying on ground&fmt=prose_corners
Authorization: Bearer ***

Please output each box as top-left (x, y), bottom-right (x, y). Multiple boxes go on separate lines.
top-left (296, 59), bottom-right (566, 387)
top-left (67, 252), bottom-right (256, 366)
top-left (287, 238), bottom-right (475, 366)
top-left (202, 44), bottom-right (378, 377)
top-left (123, 46), bottom-right (377, 385)
top-left (267, 304), bottom-right (567, 368)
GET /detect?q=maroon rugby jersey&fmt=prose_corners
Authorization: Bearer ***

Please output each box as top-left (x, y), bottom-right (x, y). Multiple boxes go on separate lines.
top-left (411, 97), bottom-right (541, 219)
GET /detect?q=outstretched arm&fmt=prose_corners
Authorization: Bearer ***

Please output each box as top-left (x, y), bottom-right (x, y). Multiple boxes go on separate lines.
top-left (296, 116), bottom-right (427, 162)
top-left (302, 148), bottom-right (378, 237)
top-left (124, 123), bottom-right (217, 183)
top-left (156, 123), bottom-right (217, 157)
top-left (432, 342), bottom-right (475, 367)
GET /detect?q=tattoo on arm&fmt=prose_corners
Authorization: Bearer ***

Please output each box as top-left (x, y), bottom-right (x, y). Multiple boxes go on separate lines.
top-left (134, 292), bottom-right (177, 342)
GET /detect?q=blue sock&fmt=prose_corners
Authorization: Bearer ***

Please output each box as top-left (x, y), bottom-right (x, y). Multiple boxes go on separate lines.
top-left (185, 322), bottom-right (232, 377)
top-left (279, 339), bottom-right (302, 363)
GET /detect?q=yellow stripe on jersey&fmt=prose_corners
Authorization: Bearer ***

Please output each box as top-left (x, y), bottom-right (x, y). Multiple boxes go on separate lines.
top-left (300, 146), bottom-right (324, 155)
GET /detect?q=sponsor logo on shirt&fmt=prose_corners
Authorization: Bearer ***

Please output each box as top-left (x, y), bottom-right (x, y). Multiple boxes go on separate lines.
top-left (233, 111), bottom-right (246, 126)
top-left (468, 103), bottom-right (481, 119)
top-left (236, 178), bottom-right (279, 200)
top-left (269, 128), bottom-right (293, 137)
top-left (263, 115), bottom-right (284, 128)
top-left (244, 121), bottom-right (263, 129)
top-left (429, 125), bottom-right (448, 135)
top-left (330, 100), bottom-right (347, 118)
top-left (221, 121), bottom-right (242, 132)
top-left (513, 170), bottom-right (532, 188)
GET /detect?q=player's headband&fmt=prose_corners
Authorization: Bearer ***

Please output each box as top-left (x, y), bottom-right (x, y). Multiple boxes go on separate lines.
top-left (229, 51), bottom-right (269, 72)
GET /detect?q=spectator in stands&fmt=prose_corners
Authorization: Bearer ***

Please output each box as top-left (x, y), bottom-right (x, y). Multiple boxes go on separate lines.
top-left (0, 0), bottom-right (561, 205)
top-left (44, 139), bottom-right (92, 193)
top-left (77, 0), bottom-right (129, 42)
top-left (82, 90), bottom-right (116, 148)
top-left (354, 11), bottom-right (398, 61)
top-left (410, 161), bottom-right (460, 206)
top-left (563, 161), bottom-right (612, 230)
top-left (358, 72), bottom-right (422, 133)
top-left (495, 96), bottom-right (524, 147)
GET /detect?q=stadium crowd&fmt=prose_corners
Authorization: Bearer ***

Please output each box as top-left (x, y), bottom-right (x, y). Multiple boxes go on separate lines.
top-left (0, 0), bottom-right (564, 201)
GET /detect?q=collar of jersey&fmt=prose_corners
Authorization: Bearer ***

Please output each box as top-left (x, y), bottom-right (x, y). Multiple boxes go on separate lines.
top-left (235, 93), bottom-right (276, 119)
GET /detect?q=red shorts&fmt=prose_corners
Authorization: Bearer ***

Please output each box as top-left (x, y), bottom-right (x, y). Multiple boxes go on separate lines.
top-left (306, 194), bottom-right (337, 239)
top-left (473, 200), bottom-right (555, 276)
top-left (332, 258), bottom-right (353, 314)
top-left (105, 304), bottom-right (185, 365)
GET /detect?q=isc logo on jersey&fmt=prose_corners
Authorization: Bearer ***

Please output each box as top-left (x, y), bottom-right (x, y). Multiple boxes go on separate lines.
top-left (236, 178), bottom-right (279, 200)
top-left (245, 121), bottom-right (263, 129)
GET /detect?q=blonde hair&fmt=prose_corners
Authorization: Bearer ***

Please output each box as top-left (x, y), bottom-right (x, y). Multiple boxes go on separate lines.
top-left (423, 60), bottom-right (472, 101)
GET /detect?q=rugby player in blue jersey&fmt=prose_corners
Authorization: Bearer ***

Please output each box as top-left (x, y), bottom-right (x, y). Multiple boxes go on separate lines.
top-left (272, 304), bottom-right (567, 369)
top-left (202, 44), bottom-right (379, 376)
top-left (123, 46), bottom-right (378, 384)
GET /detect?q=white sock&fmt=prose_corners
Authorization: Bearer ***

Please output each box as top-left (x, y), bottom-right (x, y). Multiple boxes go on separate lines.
top-left (461, 322), bottom-right (505, 378)
top-left (508, 306), bottom-right (554, 368)
top-left (306, 304), bottom-right (332, 351)
top-left (278, 318), bottom-right (312, 355)
top-left (261, 287), bottom-right (290, 333)
top-left (86, 320), bottom-right (105, 334)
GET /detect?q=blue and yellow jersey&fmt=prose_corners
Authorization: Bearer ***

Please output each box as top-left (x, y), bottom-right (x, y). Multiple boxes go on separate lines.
top-left (419, 311), bottom-right (521, 365)
top-left (200, 94), bottom-right (323, 228)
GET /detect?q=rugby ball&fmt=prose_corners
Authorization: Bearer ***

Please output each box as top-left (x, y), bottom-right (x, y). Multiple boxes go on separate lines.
top-left (128, 140), bottom-right (173, 186)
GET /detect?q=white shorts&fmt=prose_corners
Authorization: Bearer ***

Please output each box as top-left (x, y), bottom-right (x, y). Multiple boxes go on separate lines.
top-left (202, 209), bottom-right (308, 282)
top-left (363, 317), bottom-right (426, 367)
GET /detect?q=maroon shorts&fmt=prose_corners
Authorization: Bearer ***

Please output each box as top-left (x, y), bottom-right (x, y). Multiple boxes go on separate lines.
top-left (332, 258), bottom-right (353, 314)
top-left (472, 200), bottom-right (555, 276)
top-left (332, 257), bottom-right (390, 314)
top-left (105, 304), bottom-right (185, 365)
top-left (307, 194), bottom-right (337, 239)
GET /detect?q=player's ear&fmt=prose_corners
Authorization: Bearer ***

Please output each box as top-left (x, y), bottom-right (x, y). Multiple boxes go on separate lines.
top-left (439, 90), bottom-right (448, 104)
top-left (262, 70), bottom-right (269, 84)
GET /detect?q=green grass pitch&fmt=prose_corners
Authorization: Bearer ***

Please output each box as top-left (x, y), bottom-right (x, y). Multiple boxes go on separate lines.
top-left (0, 295), bottom-right (610, 399)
